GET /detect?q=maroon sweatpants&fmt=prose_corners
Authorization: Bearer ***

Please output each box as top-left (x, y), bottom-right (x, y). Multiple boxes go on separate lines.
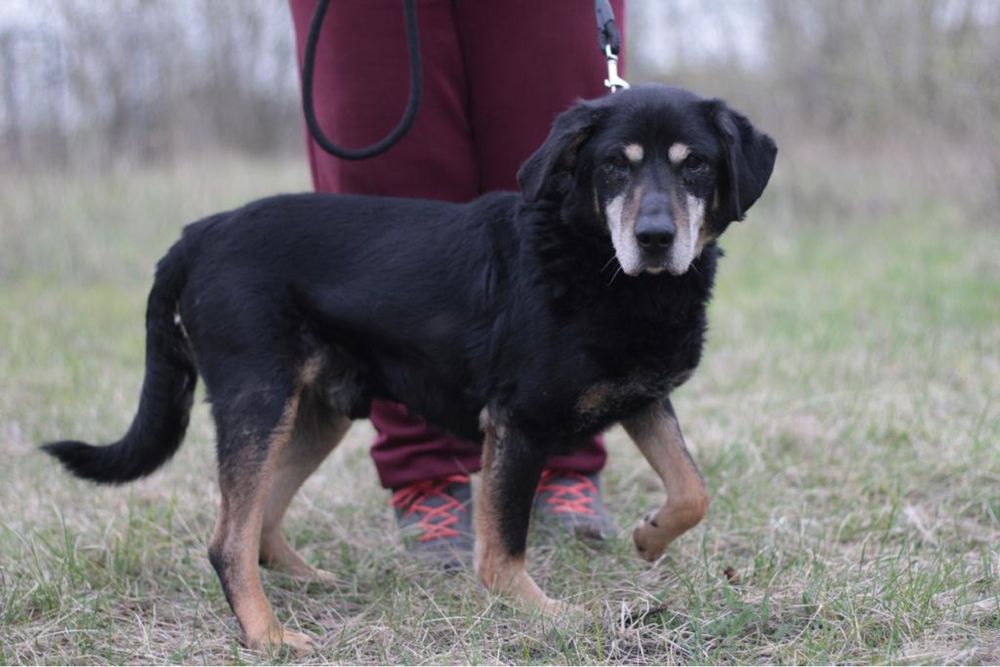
top-left (289, 0), bottom-right (625, 490)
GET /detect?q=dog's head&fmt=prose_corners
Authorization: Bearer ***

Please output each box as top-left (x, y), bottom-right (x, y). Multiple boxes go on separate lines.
top-left (518, 85), bottom-right (777, 276)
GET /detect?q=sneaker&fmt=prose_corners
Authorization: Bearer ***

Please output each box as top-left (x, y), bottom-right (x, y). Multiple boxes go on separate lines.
top-left (533, 470), bottom-right (617, 540)
top-left (391, 474), bottom-right (473, 567)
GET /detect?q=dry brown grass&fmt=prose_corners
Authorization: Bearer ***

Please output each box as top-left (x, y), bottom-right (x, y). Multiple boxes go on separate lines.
top-left (1, 151), bottom-right (998, 664)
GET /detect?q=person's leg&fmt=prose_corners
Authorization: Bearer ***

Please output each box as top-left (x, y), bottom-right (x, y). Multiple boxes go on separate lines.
top-left (455, 0), bottom-right (626, 537)
top-left (287, 0), bottom-right (625, 544)
top-left (455, 0), bottom-right (626, 193)
top-left (289, 0), bottom-right (483, 494)
top-left (289, 0), bottom-right (478, 200)
top-left (455, 0), bottom-right (627, 475)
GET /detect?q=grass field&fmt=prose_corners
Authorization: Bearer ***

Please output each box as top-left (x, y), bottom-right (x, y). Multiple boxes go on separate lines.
top-left (1, 152), bottom-right (998, 664)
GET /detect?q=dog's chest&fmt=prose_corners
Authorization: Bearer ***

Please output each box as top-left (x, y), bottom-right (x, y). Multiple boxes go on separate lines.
top-left (504, 243), bottom-right (717, 435)
top-left (574, 367), bottom-right (692, 424)
top-left (559, 299), bottom-right (708, 429)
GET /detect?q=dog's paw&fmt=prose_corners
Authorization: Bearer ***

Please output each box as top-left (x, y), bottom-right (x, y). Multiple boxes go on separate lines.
top-left (538, 596), bottom-right (586, 617)
top-left (250, 626), bottom-right (315, 656)
top-left (291, 566), bottom-right (339, 586)
top-left (280, 629), bottom-right (316, 655)
top-left (308, 568), bottom-right (340, 585)
top-left (632, 511), bottom-right (669, 562)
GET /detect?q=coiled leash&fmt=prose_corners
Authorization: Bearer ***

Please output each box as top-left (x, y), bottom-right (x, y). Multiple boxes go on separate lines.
top-left (301, 0), bottom-right (629, 160)
top-left (301, 0), bottom-right (422, 160)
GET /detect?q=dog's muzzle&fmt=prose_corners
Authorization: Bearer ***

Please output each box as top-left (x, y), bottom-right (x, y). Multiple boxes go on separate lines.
top-left (634, 192), bottom-right (675, 271)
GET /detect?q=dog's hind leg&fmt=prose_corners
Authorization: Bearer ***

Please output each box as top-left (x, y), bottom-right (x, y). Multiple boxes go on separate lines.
top-left (622, 398), bottom-right (709, 562)
top-left (207, 375), bottom-right (316, 654)
top-left (474, 416), bottom-right (565, 613)
top-left (259, 399), bottom-right (350, 583)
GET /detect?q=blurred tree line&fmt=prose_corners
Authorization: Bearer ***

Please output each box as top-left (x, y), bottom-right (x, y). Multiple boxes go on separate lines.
top-left (634, 0), bottom-right (998, 137)
top-left (633, 0), bottom-right (999, 216)
top-left (0, 0), bottom-right (299, 166)
top-left (1, 0), bottom-right (997, 211)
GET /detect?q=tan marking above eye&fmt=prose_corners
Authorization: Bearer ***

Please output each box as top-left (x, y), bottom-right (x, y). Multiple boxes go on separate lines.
top-left (624, 143), bottom-right (644, 164)
top-left (669, 143), bottom-right (690, 165)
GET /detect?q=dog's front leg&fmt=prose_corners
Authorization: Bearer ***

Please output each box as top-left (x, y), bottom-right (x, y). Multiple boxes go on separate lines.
top-left (475, 417), bottom-right (562, 612)
top-left (622, 399), bottom-right (709, 562)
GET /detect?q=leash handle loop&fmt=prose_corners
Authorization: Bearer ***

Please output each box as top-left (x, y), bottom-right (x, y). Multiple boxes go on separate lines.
top-left (303, 0), bottom-right (627, 161)
top-left (302, 0), bottom-right (422, 160)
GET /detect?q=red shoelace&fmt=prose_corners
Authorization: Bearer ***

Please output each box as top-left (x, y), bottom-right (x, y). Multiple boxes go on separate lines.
top-left (536, 470), bottom-right (598, 516)
top-left (391, 474), bottom-right (470, 542)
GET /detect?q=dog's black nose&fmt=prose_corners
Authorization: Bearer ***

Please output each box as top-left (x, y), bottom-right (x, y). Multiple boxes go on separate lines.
top-left (635, 223), bottom-right (675, 249)
top-left (635, 193), bottom-right (675, 250)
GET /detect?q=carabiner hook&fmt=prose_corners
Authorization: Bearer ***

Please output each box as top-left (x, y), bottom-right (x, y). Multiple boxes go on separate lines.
top-left (603, 45), bottom-right (630, 93)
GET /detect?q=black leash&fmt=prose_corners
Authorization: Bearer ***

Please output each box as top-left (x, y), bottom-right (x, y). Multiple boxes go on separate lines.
top-left (301, 0), bottom-right (422, 160)
top-left (595, 0), bottom-right (629, 92)
top-left (301, 0), bottom-right (627, 161)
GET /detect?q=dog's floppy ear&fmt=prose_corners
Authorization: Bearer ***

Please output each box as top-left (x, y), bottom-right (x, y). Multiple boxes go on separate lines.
top-left (518, 99), bottom-right (607, 202)
top-left (707, 100), bottom-right (777, 222)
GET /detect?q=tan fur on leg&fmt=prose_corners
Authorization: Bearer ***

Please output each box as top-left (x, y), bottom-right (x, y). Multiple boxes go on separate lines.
top-left (622, 402), bottom-right (709, 562)
top-left (259, 413), bottom-right (350, 583)
top-left (474, 428), bottom-right (565, 614)
top-left (210, 391), bottom-right (316, 654)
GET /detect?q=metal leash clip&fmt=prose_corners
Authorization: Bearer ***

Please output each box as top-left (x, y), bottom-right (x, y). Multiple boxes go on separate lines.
top-left (604, 45), bottom-right (630, 93)
top-left (595, 0), bottom-right (628, 93)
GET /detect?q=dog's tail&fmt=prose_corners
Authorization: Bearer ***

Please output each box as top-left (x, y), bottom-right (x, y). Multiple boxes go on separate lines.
top-left (43, 236), bottom-right (198, 484)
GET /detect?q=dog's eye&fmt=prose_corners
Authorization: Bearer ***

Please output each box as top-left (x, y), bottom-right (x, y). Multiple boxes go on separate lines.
top-left (606, 154), bottom-right (631, 171)
top-left (683, 155), bottom-right (710, 174)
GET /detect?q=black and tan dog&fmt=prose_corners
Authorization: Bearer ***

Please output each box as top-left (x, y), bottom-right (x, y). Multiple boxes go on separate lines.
top-left (44, 84), bottom-right (776, 652)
